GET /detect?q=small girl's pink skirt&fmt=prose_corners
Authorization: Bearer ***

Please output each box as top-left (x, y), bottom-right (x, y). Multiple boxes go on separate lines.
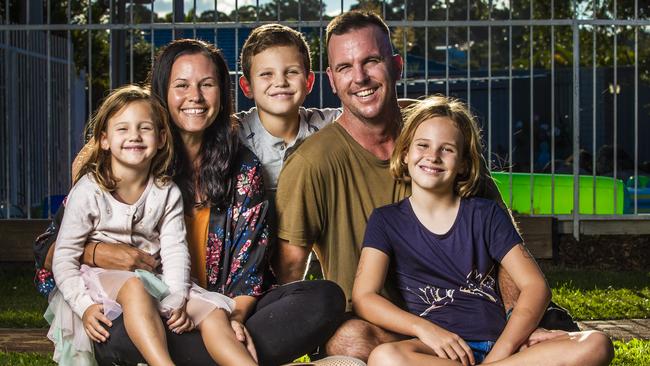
top-left (46, 265), bottom-right (235, 365)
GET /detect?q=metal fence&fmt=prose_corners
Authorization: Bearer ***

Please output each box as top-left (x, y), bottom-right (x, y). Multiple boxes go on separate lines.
top-left (1, 0), bottom-right (649, 239)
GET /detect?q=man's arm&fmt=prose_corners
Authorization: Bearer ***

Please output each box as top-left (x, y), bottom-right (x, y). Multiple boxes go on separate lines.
top-left (273, 239), bottom-right (313, 284)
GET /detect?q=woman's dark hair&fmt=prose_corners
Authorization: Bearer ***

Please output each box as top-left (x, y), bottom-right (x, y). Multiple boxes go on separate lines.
top-left (148, 39), bottom-right (239, 211)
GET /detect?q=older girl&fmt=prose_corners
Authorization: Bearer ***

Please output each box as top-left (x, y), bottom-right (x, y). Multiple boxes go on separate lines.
top-left (352, 96), bottom-right (613, 366)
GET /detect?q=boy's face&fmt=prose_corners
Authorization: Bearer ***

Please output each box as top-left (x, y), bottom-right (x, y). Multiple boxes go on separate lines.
top-left (240, 45), bottom-right (315, 120)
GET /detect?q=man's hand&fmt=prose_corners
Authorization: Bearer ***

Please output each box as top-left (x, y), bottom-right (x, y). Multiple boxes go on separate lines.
top-left (88, 242), bottom-right (161, 272)
top-left (82, 304), bottom-right (112, 343)
top-left (230, 319), bottom-right (258, 362)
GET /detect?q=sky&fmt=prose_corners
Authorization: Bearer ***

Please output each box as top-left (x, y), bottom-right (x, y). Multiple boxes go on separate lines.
top-left (151, 0), bottom-right (348, 18)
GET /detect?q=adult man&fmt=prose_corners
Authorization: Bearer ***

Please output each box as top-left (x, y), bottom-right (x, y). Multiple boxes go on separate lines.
top-left (274, 10), bottom-right (572, 361)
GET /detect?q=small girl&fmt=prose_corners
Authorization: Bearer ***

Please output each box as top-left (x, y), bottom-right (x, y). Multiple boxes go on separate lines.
top-left (352, 96), bottom-right (613, 366)
top-left (47, 85), bottom-right (257, 366)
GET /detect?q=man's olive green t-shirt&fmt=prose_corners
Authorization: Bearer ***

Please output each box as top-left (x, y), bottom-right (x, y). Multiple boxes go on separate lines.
top-left (276, 122), bottom-right (410, 308)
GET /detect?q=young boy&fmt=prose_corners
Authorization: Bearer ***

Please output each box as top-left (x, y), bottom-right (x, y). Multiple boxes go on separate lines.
top-left (237, 24), bottom-right (341, 195)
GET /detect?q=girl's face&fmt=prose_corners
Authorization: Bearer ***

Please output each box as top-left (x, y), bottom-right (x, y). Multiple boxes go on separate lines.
top-left (167, 53), bottom-right (221, 136)
top-left (405, 116), bottom-right (465, 195)
top-left (100, 100), bottom-right (165, 172)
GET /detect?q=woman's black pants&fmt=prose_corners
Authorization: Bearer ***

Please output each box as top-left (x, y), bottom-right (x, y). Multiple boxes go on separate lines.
top-left (93, 280), bottom-right (346, 366)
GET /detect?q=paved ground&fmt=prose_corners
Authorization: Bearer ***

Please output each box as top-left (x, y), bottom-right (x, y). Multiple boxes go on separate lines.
top-left (578, 319), bottom-right (650, 342)
top-left (1, 319), bottom-right (648, 354)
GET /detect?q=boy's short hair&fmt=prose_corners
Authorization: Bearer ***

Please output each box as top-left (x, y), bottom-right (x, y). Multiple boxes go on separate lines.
top-left (325, 10), bottom-right (390, 47)
top-left (240, 24), bottom-right (311, 80)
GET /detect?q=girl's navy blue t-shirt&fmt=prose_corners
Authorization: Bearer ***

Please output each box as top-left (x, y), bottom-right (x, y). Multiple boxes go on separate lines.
top-left (362, 197), bottom-right (523, 341)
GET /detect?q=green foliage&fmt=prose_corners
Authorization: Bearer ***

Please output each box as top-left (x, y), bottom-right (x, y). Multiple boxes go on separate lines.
top-left (612, 339), bottom-right (650, 366)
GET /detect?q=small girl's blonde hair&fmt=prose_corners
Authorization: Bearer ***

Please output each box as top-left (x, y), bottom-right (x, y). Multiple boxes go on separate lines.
top-left (74, 85), bottom-right (173, 191)
top-left (390, 95), bottom-right (489, 198)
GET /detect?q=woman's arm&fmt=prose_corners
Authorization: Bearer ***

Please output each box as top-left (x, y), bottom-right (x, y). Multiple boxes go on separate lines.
top-left (353, 248), bottom-right (475, 364)
top-left (483, 244), bottom-right (551, 363)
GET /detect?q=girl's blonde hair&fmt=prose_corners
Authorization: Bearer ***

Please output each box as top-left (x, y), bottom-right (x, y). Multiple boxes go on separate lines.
top-left (390, 95), bottom-right (489, 198)
top-left (75, 85), bottom-right (173, 191)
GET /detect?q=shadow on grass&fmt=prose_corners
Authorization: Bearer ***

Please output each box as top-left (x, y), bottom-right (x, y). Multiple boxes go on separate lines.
top-left (0, 265), bottom-right (49, 328)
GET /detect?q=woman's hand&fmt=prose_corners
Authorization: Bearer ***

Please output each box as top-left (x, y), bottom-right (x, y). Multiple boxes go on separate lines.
top-left (415, 323), bottom-right (475, 366)
top-left (167, 304), bottom-right (194, 334)
top-left (82, 304), bottom-right (112, 343)
top-left (88, 242), bottom-right (160, 272)
top-left (230, 319), bottom-right (258, 362)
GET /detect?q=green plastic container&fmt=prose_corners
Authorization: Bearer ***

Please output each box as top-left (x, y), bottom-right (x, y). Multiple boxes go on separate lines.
top-left (490, 172), bottom-right (628, 215)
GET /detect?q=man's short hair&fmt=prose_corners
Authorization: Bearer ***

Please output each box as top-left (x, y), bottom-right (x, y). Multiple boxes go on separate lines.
top-left (325, 10), bottom-right (390, 47)
top-left (240, 23), bottom-right (311, 80)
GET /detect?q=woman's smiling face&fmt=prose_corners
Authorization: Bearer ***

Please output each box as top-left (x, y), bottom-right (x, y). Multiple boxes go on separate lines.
top-left (167, 53), bottom-right (221, 135)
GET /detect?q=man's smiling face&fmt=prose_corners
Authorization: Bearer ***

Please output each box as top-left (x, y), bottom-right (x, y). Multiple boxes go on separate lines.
top-left (326, 25), bottom-right (402, 125)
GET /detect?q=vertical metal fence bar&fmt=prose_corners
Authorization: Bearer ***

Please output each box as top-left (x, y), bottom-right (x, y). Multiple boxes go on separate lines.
top-left (109, 0), bottom-right (113, 88)
top-left (4, 0), bottom-right (9, 219)
top-left (466, 0), bottom-right (470, 108)
top-left (634, 0), bottom-right (639, 214)
top-left (45, 0), bottom-right (52, 220)
top-left (213, 0), bottom-right (217, 60)
top-left (24, 27), bottom-right (29, 218)
top-left (319, 0), bottom-right (324, 108)
top-left (424, 0), bottom-right (429, 96)
top-left (403, 1), bottom-right (407, 98)
top-left (88, 1), bottom-right (92, 122)
top-left (488, 0), bottom-right (492, 170)
top-left (592, 0), bottom-right (597, 214)
top-left (235, 0), bottom-right (239, 112)
top-left (445, 0), bottom-right (449, 96)
top-left (151, 0), bottom-right (155, 71)
top-left (129, 0), bottom-right (133, 83)
top-left (551, 0), bottom-right (556, 214)
top-left (67, 0), bottom-right (72, 197)
top-left (613, 1), bottom-right (618, 215)
top-left (529, 0), bottom-right (534, 214)
top-left (508, 0), bottom-right (513, 208)
top-left (572, 0), bottom-right (580, 239)
top-left (193, 0), bottom-right (197, 39)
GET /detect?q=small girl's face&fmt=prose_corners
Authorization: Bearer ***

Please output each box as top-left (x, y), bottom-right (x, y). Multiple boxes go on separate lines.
top-left (100, 100), bottom-right (165, 171)
top-left (405, 116), bottom-right (465, 194)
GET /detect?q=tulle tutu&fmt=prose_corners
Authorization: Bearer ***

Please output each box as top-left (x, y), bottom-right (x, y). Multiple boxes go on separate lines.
top-left (45, 265), bottom-right (235, 365)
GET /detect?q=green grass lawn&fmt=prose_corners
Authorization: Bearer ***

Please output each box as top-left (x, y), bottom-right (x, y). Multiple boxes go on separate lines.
top-left (0, 265), bottom-right (648, 365)
top-left (1, 340), bottom-right (649, 366)
top-left (0, 267), bottom-right (48, 328)
top-left (544, 267), bottom-right (650, 320)
top-left (3, 265), bottom-right (647, 327)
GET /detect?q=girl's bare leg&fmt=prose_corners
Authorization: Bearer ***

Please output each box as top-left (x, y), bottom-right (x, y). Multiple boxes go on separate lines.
top-left (485, 330), bottom-right (614, 366)
top-left (116, 277), bottom-right (174, 366)
top-left (199, 308), bottom-right (257, 366)
top-left (369, 339), bottom-right (464, 366)
top-left (369, 331), bottom-right (613, 366)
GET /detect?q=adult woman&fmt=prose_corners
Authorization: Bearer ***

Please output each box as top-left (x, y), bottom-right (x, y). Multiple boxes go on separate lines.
top-left (34, 39), bottom-right (345, 366)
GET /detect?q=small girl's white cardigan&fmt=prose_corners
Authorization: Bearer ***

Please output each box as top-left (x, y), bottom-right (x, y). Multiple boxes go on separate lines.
top-left (52, 174), bottom-right (191, 318)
